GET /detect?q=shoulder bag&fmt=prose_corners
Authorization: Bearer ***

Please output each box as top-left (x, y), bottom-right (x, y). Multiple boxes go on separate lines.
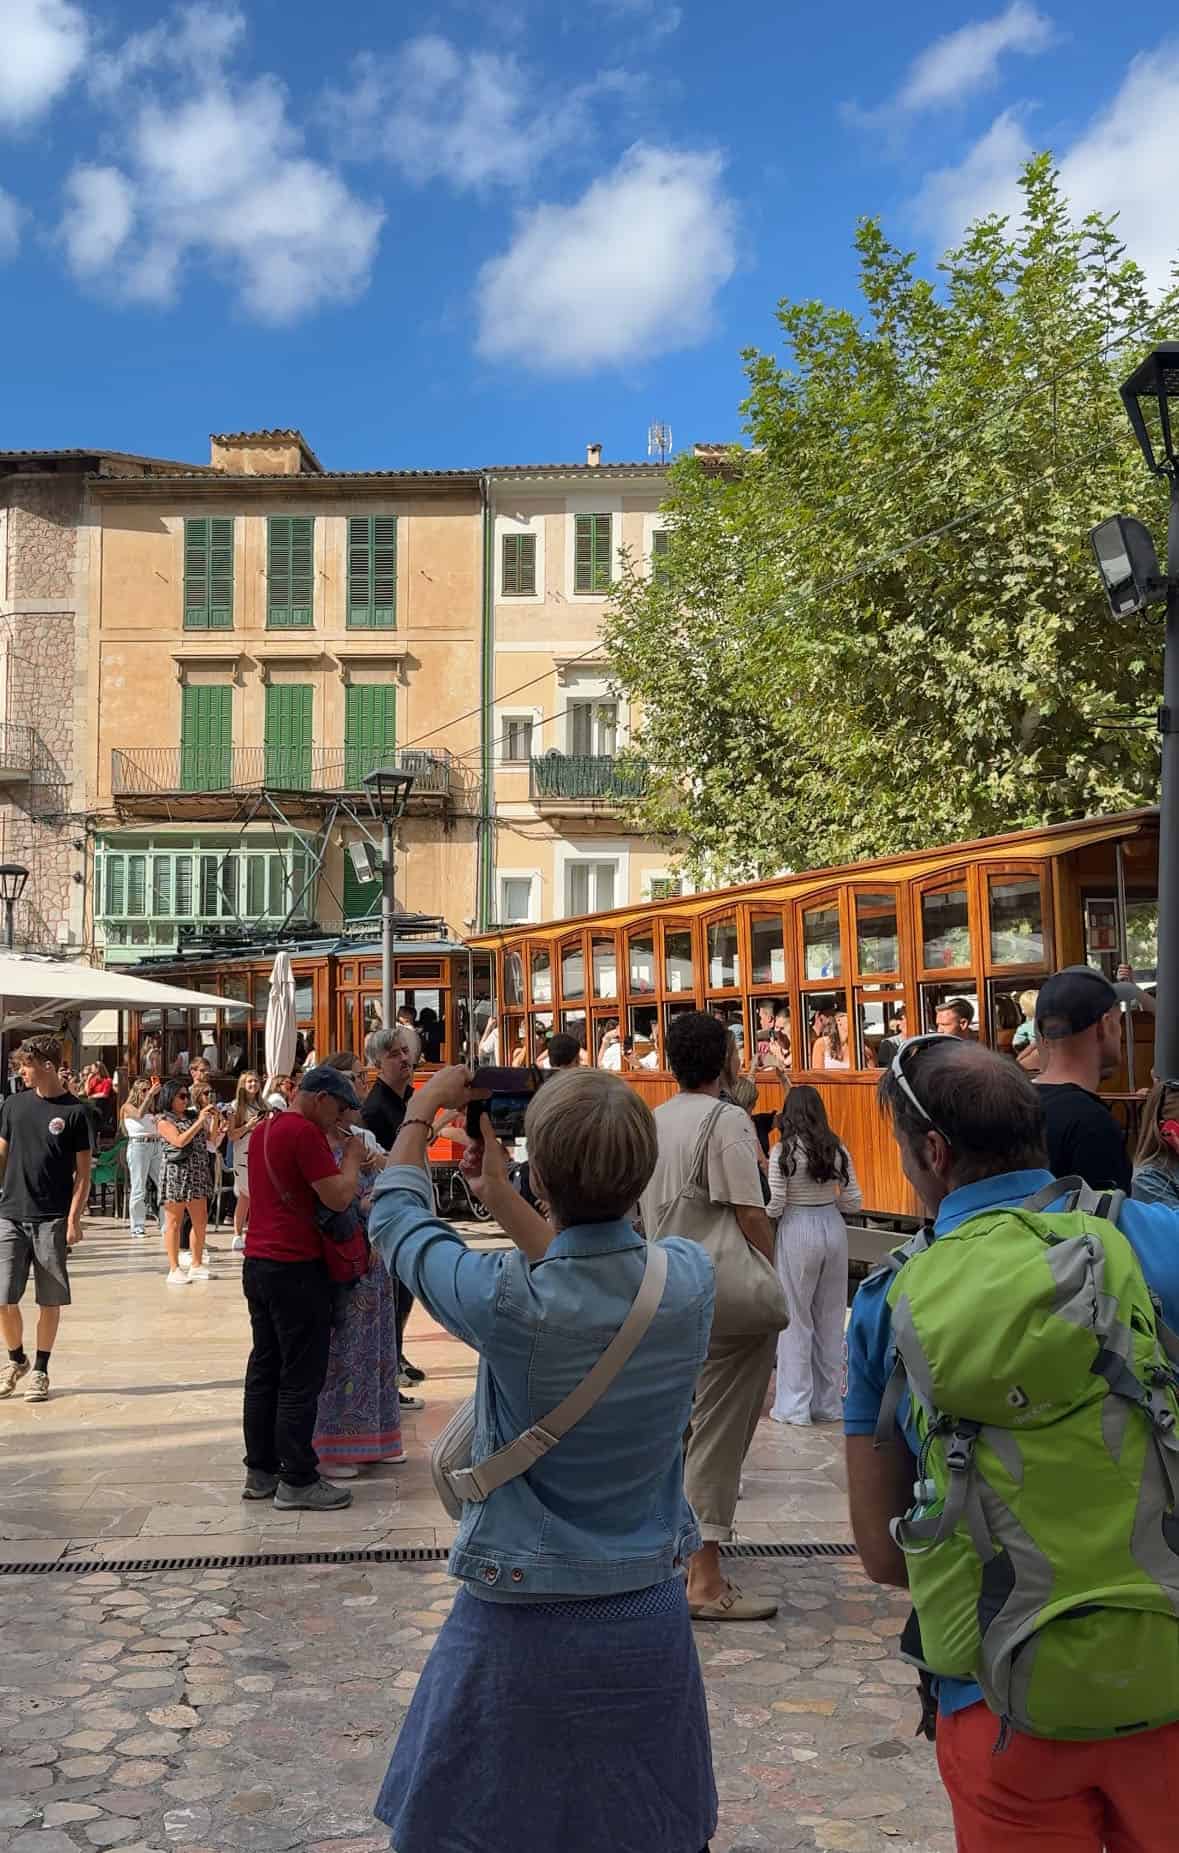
top-left (431, 1239), bottom-right (668, 1520)
top-left (257, 1116), bottom-right (370, 1285)
top-left (652, 1100), bottom-right (788, 1338)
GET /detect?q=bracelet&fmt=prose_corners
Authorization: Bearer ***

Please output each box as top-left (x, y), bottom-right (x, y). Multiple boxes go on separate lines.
top-left (402, 1115), bottom-right (435, 1131)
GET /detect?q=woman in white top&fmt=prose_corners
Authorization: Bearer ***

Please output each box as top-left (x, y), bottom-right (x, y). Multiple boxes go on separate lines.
top-left (227, 1071), bottom-right (264, 1252)
top-left (767, 1084), bottom-right (861, 1425)
top-left (120, 1079), bottom-right (161, 1240)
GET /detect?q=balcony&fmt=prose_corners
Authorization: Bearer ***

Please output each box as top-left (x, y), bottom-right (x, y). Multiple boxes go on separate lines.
top-left (529, 753), bottom-right (648, 818)
top-left (0, 722), bottom-right (35, 784)
top-left (110, 745), bottom-right (457, 819)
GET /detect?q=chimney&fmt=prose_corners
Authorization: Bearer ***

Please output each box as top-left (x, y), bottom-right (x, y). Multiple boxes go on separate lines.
top-left (586, 442), bottom-right (602, 468)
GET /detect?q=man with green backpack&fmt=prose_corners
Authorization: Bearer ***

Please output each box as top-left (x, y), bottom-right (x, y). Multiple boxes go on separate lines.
top-left (845, 1034), bottom-right (1179, 1850)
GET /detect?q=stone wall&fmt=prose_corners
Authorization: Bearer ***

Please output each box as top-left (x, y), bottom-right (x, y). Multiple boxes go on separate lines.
top-left (6, 473), bottom-right (80, 600)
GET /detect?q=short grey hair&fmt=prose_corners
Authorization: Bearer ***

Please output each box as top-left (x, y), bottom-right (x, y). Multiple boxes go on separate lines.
top-left (365, 1024), bottom-right (419, 1065)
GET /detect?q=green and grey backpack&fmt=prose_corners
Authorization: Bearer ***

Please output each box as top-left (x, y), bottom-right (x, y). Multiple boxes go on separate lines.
top-left (878, 1177), bottom-right (1179, 1741)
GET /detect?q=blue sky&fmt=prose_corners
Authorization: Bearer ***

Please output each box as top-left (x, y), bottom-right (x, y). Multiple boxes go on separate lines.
top-left (1, 0), bottom-right (1176, 471)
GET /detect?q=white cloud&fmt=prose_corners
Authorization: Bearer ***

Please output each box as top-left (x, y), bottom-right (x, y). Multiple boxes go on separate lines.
top-left (899, 3), bottom-right (1053, 111)
top-left (911, 43), bottom-right (1179, 290)
top-left (0, 186), bottom-right (23, 257)
top-left (0, 0), bottom-right (88, 129)
top-left (325, 35), bottom-right (639, 190)
top-left (476, 143), bottom-right (735, 373)
top-left (58, 3), bottom-right (383, 323)
top-left (597, 0), bottom-right (682, 38)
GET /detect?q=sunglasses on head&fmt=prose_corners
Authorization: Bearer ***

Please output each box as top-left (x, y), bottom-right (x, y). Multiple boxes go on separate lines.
top-left (888, 1032), bottom-right (953, 1142)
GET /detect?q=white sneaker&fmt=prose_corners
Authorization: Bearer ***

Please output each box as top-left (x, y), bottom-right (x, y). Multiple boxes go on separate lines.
top-left (179, 1249), bottom-right (192, 1268)
top-left (130, 1229), bottom-right (146, 1240)
top-left (189, 1262), bottom-right (211, 1280)
top-left (231, 1235), bottom-right (245, 1252)
top-left (166, 1268), bottom-right (190, 1286)
top-left (326, 1464), bottom-right (360, 1478)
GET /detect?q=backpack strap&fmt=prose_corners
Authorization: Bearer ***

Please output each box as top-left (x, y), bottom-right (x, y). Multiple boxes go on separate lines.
top-left (871, 1227), bottom-right (935, 1449)
top-left (891, 1422), bottom-right (993, 1561)
top-left (1020, 1175), bottom-right (1127, 1223)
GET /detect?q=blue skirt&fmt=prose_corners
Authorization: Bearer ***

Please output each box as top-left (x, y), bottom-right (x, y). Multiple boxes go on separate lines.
top-left (374, 1579), bottom-right (717, 1853)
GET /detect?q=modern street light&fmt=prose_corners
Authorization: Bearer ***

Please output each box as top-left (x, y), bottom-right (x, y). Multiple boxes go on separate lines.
top-left (361, 768), bottom-right (415, 1036)
top-left (1092, 342), bottom-right (1179, 1081)
top-left (0, 863), bottom-right (29, 950)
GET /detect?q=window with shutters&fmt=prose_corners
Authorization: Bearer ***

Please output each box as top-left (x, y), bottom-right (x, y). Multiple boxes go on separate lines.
top-left (347, 515), bottom-right (397, 628)
top-left (343, 854), bottom-right (382, 922)
top-left (264, 684), bottom-right (313, 787)
top-left (184, 517), bottom-right (234, 629)
top-left (651, 527), bottom-right (669, 584)
top-left (344, 683), bottom-right (396, 787)
top-left (501, 715), bottom-right (534, 763)
top-left (573, 513), bottom-right (612, 594)
top-left (499, 875), bottom-right (535, 924)
top-left (180, 685), bottom-right (232, 792)
top-left (568, 699), bottom-right (617, 758)
top-left (565, 859), bottom-right (617, 916)
top-left (267, 516), bottom-right (314, 628)
top-left (501, 532), bottom-right (537, 598)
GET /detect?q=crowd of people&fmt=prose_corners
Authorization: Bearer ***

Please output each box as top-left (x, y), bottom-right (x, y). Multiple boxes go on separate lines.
top-left (5, 962), bottom-right (1179, 1851)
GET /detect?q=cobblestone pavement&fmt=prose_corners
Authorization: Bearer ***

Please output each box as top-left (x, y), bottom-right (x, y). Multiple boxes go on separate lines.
top-left (0, 1554), bottom-right (954, 1853)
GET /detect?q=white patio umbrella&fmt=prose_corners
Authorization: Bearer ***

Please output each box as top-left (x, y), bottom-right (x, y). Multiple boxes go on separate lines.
top-left (0, 953), bottom-right (250, 1033)
top-left (265, 949), bottom-right (298, 1082)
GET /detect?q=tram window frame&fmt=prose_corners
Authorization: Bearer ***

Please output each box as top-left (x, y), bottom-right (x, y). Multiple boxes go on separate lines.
top-left (748, 907), bottom-right (788, 990)
top-left (916, 871), bottom-right (975, 978)
top-left (852, 887), bottom-right (902, 982)
top-left (503, 948), bottom-right (524, 1008)
top-left (982, 863), bottom-right (1052, 973)
top-left (919, 982), bottom-right (982, 1041)
top-left (800, 893), bottom-right (845, 984)
top-left (704, 912), bottom-right (741, 994)
top-left (748, 995), bottom-right (791, 1073)
top-left (854, 984), bottom-right (907, 1070)
top-left (503, 1014), bottom-right (526, 1065)
top-left (591, 932), bottom-right (620, 1002)
top-left (661, 920), bottom-right (696, 998)
top-left (558, 932), bottom-right (587, 1006)
top-left (626, 924), bottom-right (658, 998)
top-left (529, 944), bottom-right (553, 1006)
top-left (794, 888), bottom-right (851, 1071)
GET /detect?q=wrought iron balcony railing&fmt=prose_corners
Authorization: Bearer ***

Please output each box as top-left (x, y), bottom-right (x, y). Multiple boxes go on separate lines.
top-left (0, 721), bottom-right (35, 781)
top-left (111, 744), bottom-right (455, 799)
top-left (529, 754), bottom-right (648, 803)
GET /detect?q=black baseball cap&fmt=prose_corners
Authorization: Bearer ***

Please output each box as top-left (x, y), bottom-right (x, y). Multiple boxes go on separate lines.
top-left (1035, 965), bottom-right (1120, 1040)
top-left (298, 1064), bottom-right (361, 1109)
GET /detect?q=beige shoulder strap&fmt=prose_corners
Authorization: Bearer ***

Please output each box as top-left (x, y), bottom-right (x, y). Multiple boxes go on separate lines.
top-left (651, 1099), bottom-right (728, 1241)
top-left (446, 1239), bottom-right (669, 1506)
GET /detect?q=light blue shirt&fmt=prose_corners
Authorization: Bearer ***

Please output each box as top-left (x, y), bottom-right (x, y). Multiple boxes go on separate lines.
top-left (368, 1163), bottom-right (715, 1601)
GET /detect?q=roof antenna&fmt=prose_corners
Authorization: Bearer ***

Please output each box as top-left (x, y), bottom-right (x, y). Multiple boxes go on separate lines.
top-left (647, 421), bottom-right (672, 464)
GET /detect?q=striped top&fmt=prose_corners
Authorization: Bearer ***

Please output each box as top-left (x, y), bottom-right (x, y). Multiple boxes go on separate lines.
top-left (767, 1138), bottom-right (863, 1218)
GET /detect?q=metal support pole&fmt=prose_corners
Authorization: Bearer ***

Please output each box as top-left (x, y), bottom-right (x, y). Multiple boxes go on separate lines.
top-left (1155, 473), bottom-right (1179, 1083)
top-left (1115, 841), bottom-right (1136, 1093)
top-left (4, 899), bottom-right (13, 950)
top-left (381, 811), bottom-right (394, 1034)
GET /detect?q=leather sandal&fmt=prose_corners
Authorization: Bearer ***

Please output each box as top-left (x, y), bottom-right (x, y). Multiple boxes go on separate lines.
top-left (688, 1584), bottom-right (778, 1621)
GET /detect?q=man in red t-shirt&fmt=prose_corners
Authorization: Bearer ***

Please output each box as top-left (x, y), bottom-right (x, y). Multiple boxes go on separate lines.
top-left (242, 1066), bottom-right (367, 1509)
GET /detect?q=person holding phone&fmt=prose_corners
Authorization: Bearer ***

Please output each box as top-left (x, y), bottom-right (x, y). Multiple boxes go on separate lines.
top-left (157, 1077), bottom-right (223, 1285)
top-left (367, 1064), bottom-right (718, 1853)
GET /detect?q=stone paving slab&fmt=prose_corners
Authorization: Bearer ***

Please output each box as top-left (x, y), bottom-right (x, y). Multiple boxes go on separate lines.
top-left (0, 1555), bottom-right (953, 1852)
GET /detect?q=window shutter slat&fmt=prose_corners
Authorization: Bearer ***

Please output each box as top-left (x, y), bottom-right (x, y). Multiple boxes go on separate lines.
top-left (574, 515), bottom-right (593, 593)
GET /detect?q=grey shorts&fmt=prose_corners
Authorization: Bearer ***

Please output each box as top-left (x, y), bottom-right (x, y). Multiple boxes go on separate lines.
top-left (0, 1217), bottom-right (71, 1308)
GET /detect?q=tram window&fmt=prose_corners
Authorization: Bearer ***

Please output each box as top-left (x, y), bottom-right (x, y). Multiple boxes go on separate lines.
top-left (628, 930), bottom-right (656, 994)
top-left (988, 981), bottom-right (1037, 1055)
top-left (750, 998), bottom-right (791, 1070)
top-left (592, 936), bottom-right (619, 1000)
top-left (856, 991), bottom-right (906, 1068)
top-left (707, 919), bottom-right (740, 990)
top-left (532, 1013), bottom-right (554, 1060)
top-left (504, 951), bottom-right (523, 1007)
top-left (855, 891), bottom-right (899, 975)
top-left (628, 1006), bottom-right (659, 1067)
top-left (363, 996), bottom-right (384, 1038)
top-left (802, 903), bottom-right (842, 981)
top-left (340, 995), bottom-right (355, 1055)
top-left (750, 912), bottom-right (786, 987)
top-left (561, 942), bottom-right (585, 1002)
top-left (920, 984), bottom-right (980, 1038)
top-left (922, 886), bottom-right (971, 970)
top-left (989, 876), bottom-right (1045, 966)
top-left (530, 948), bottom-right (552, 1006)
top-left (1127, 899), bottom-right (1159, 982)
top-left (708, 1000), bottom-right (745, 1053)
top-left (504, 1017), bottom-right (526, 1065)
top-left (561, 1008), bottom-right (587, 1054)
top-left (805, 992), bottom-right (849, 1069)
top-left (663, 997), bottom-right (699, 1042)
top-left (664, 927), bottom-right (694, 993)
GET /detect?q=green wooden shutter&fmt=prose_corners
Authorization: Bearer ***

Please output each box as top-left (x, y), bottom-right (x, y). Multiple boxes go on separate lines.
top-left (344, 682), bottom-right (396, 786)
top-left (268, 516), bottom-right (314, 628)
top-left (574, 514), bottom-right (612, 593)
top-left (348, 516), bottom-right (397, 628)
top-left (184, 518), bottom-right (234, 628)
top-left (651, 527), bottom-right (669, 583)
top-left (180, 685), bottom-right (232, 791)
top-left (502, 532), bottom-right (536, 597)
top-left (343, 854), bottom-right (382, 922)
top-left (264, 684), bottom-right (313, 787)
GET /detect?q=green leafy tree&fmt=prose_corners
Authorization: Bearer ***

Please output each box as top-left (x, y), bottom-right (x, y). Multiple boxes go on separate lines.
top-left (604, 157), bottom-right (1179, 882)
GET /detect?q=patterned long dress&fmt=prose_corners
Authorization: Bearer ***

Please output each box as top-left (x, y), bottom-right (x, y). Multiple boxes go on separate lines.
top-left (313, 1162), bottom-right (403, 1468)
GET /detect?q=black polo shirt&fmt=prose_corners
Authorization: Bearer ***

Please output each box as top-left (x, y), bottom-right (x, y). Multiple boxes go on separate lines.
top-left (360, 1075), bottom-right (411, 1152)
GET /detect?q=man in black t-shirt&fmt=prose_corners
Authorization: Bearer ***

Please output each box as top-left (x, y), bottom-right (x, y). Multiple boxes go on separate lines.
top-left (1032, 966), bottom-right (1132, 1194)
top-left (0, 1035), bottom-right (92, 1404)
top-left (359, 1025), bottom-right (425, 1402)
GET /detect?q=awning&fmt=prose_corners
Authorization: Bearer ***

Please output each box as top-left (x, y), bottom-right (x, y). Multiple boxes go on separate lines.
top-left (0, 954), bottom-right (250, 1033)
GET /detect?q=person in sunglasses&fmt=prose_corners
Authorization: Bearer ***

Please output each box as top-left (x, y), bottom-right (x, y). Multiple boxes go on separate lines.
top-left (845, 1033), bottom-right (1179, 1851)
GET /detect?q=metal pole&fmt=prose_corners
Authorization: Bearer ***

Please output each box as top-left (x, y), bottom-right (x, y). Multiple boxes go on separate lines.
top-left (4, 899), bottom-right (13, 950)
top-left (1115, 841), bottom-right (1136, 1092)
top-left (1155, 473), bottom-right (1179, 1083)
top-left (381, 810), bottom-right (394, 1034)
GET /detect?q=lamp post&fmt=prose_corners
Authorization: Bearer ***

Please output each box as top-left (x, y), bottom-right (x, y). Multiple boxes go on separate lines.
top-left (0, 863), bottom-right (29, 950)
top-left (361, 768), bottom-right (415, 1035)
top-left (1092, 343), bottom-right (1179, 1081)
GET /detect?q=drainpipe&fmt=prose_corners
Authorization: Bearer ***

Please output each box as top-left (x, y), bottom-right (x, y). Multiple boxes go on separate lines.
top-left (477, 476), bottom-right (495, 932)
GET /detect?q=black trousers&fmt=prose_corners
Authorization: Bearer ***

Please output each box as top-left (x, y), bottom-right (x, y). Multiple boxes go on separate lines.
top-left (242, 1257), bottom-right (333, 1487)
top-left (395, 1275), bottom-right (414, 1358)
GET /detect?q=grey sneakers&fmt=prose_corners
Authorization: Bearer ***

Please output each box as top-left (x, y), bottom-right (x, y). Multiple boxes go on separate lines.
top-left (23, 1369), bottom-right (49, 1404)
top-left (0, 1358), bottom-right (29, 1397)
top-left (273, 1476), bottom-right (353, 1511)
top-left (241, 1469), bottom-right (280, 1500)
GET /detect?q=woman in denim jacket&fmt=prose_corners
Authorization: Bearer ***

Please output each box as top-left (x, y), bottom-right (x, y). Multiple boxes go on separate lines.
top-left (368, 1064), bottom-right (717, 1853)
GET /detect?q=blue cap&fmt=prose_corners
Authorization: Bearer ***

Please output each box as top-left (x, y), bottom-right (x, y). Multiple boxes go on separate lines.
top-left (298, 1064), bottom-right (361, 1109)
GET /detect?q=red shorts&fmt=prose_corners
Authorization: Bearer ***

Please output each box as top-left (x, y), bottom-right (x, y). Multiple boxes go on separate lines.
top-left (937, 1701), bottom-right (1179, 1851)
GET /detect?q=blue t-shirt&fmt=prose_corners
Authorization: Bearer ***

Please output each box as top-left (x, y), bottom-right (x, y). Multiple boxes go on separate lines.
top-left (843, 1167), bottom-right (1179, 1715)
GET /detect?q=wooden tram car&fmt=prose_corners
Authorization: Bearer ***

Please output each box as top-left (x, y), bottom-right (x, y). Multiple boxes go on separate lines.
top-left (470, 810), bottom-right (1162, 1221)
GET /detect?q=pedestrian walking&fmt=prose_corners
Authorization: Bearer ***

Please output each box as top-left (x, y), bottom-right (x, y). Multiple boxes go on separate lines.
top-left (241, 1064), bottom-right (367, 1511)
top-left (157, 1076), bottom-right (222, 1284)
top-left (640, 1010), bottom-right (786, 1621)
top-left (120, 1078), bottom-right (161, 1240)
top-left (368, 1063), bottom-right (718, 1853)
top-left (0, 1035), bottom-right (92, 1404)
top-left (767, 1084), bottom-right (861, 1425)
top-left (847, 1035), bottom-right (1179, 1850)
top-left (1032, 965), bottom-right (1132, 1192)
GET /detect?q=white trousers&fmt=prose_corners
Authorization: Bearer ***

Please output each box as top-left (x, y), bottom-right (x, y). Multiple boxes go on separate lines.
top-left (771, 1204), bottom-right (849, 1423)
top-left (127, 1139), bottom-right (161, 1235)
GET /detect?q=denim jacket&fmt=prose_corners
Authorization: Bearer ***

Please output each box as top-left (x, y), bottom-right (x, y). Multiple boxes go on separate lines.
top-left (368, 1164), bottom-right (715, 1602)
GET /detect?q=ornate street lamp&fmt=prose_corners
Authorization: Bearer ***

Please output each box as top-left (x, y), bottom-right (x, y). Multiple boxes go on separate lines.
top-left (0, 863), bottom-right (29, 950)
top-left (362, 768), bottom-right (415, 1036)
